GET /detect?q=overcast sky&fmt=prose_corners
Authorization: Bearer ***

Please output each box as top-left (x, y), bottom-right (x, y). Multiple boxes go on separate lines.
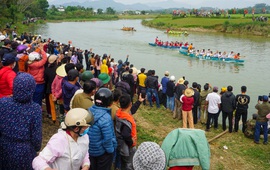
top-left (48, 0), bottom-right (269, 9)
top-left (115, 0), bottom-right (269, 8)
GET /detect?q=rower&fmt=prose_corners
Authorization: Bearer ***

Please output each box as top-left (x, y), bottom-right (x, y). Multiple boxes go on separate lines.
top-left (217, 51), bottom-right (222, 58)
top-left (200, 49), bottom-right (206, 56)
top-left (188, 43), bottom-right (193, 52)
top-left (155, 36), bottom-right (158, 44)
top-left (228, 51), bottom-right (235, 58)
top-left (221, 51), bottom-right (227, 58)
top-left (234, 53), bottom-right (240, 60)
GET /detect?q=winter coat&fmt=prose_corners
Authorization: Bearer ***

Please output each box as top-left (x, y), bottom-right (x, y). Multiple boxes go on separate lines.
top-left (0, 66), bottom-right (16, 98)
top-left (0, 73), bottom-right (42, 169)
top-left (100, 60), bottom-right (108, 74)
top-left (32, 129), bottom-right (90, 170)
top-left (161, 128), bottom-right (210, 170)
top-left (161, 76), bottom-right (169, 94)
top-left (166, 81), bottom-right (175, 97)
top-left (115, 81), bottom-right (131, 96)
top-left (62, 78), bottom-right (81, 111)
top-left (28, 50), bottom-right (47, 84)
top-left (221, 91), bottom-right (236, 112)
top-left (88, 105), bottom-right (117, 157)
top-left (51, 75), bottom-right (64, 99)
top-left (44, 63), bottom-right (57, 94)
top-left (145, 75), bottom-right (158, 89)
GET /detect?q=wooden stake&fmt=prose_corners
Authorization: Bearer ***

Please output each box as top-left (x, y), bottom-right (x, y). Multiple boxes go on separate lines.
top-left (208, 130), bottom-right (228, 143)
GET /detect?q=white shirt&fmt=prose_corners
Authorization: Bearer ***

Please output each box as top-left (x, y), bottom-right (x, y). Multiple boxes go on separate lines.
top-left (206, 92), bottom-right (221, 113)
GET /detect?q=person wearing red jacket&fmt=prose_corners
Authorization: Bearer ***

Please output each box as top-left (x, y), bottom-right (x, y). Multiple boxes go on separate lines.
top-left (27, 44), bottom-right (47, 106)
top-left (180, 88), bottom-right (195, 128)
top-left (0, 53), bottom-right (17, 98)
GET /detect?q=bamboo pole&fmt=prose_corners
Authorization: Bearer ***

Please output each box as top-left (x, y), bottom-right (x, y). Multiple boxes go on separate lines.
top-left (208, 130), bottom-right (228, 143)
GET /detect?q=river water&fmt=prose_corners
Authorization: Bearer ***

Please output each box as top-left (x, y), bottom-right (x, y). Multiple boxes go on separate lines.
top-left (36, 19), bottom-right (270, 115)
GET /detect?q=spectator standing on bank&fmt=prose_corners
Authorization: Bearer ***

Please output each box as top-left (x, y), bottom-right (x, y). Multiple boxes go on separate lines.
top-left (161, 71), bottom-right (170, 108)
top-left (234, 86), bottom-right (250, 133)
top-left (166, 75), bottom-right (175, 112)
top-left (205, 86), bottom-right (221, 131)
top-left (221, 85), bottom-right (236, 133)
top-left (254, 95), bottom-right (270, 145)
top-left (88, 88), bottom-right (117, 170)
top-left (173, 78), bottom-right (186, 120)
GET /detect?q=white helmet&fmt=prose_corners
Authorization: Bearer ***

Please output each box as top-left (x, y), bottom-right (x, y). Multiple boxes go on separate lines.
top-left (28, 52), bottom-right (41, 61)
top-left (62, 108), bottom-right (94, 129)
top-left (170, 75), bottom-right (175, 81)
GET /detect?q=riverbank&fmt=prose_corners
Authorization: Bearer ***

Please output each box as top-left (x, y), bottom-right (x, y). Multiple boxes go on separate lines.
top-left (42, 103), bottom-right (270, 170)
top-left (141, 14), bottom-right (270, 37)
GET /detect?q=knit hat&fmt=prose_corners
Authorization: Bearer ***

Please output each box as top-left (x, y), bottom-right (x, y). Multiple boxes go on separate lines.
top-left (133, 142), bottom-right (166, 170)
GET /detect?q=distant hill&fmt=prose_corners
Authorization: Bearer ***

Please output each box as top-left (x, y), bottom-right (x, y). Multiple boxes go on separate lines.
top-left (48, 0), bottom-right (269, 11)
top-left (49, 0), bottom-right (159, 11)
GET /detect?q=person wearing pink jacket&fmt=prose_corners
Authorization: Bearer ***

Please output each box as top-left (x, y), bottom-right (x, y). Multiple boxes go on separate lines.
top-left (32, 108), bottom-right (93, 170)
top-left (27, 44), bottom-right (47, 106)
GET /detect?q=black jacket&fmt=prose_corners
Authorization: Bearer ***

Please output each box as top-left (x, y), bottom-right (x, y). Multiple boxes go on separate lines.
top-left (221, 91), bottom-right (236, 112)
top-left (145, 75), bottom-right (158, 89)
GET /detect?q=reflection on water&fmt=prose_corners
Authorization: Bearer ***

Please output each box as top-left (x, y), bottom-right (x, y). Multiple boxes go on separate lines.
top-left (35, 19), bottom-right (270, 115)
top-left (186, 57), bottom-right (243, 74)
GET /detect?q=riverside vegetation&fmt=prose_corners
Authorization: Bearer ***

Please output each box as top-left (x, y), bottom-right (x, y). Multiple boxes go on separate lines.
top-left (142, 14), bottom-right (270, 37)
top-left (42, 103), bottom-right (270, 170)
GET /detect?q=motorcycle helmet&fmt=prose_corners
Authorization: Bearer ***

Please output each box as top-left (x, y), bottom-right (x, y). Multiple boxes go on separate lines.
top-left (94, 88), bottom-right (113, 107)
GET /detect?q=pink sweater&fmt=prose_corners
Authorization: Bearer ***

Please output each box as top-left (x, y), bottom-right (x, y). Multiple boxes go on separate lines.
top-left (51, 75), bottom-right (63, 99)
top-left (28, 50), bottom-right (47, 84)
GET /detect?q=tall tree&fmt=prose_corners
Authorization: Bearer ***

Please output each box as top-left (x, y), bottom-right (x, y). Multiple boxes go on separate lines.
top-left (106, 7), bottom-right (115, 15)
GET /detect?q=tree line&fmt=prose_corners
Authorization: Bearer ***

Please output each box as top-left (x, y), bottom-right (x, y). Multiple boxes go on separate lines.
top-left (0, 0), bottom-right (49, 28)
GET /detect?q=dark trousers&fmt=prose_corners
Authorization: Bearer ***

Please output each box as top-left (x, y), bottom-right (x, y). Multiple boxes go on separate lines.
top-left (234, 109), bottom-right (248, 133)
top-left (161, 93), bottom-right (167, 108)
top-left (192, 105), bottom-right (198, 124)
top-left (33, 83), bottom-right (45, 106)
top-left (90, 152), bottom-right (114, 170)
top-left (222, 111), bottom-right (233, 132)
top-left (120, 147), bottom-right (136, 170)
top-left (206, 112), bottom-right (218, 129)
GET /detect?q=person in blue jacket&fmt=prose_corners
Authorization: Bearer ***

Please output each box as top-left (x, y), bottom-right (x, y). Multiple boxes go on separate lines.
top-left (88, 88), bottom-right (117, 170)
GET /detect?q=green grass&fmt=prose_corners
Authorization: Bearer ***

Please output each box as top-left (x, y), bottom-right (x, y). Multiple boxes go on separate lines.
top-left (142, 14), bottom-right (270, 36)
top-left (134, 103), bottom-right (270, 170)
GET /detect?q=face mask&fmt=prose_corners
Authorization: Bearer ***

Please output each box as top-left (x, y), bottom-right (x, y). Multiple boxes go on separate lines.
top-left (79, 127), bottom-right (89, 137)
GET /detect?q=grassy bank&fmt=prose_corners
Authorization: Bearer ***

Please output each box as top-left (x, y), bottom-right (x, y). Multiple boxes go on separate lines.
top-left (142, 14), bottom-right (270, 37)
top-left (42, 103), bottom-right (270, 170)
